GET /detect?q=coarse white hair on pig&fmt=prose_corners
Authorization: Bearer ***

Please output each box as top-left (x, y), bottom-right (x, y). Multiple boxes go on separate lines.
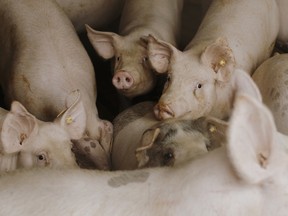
top-left (0, 94), bottom-right (287, 216)
top-left (0, 89), bottom-right (87, 173)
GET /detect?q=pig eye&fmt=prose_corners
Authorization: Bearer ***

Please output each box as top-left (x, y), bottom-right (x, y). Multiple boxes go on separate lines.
top-left (143, 56), bottom-right (148, 62)
top-left (36, 152), bottom-right (49, 166)
top-left (116, 56), bottom-right (121, 61)
top-left (197, 83), bottom-right (202, 89)
top-left (163, 152), bottom-right (174, 164)
top-left (38, 154), bottom-right (46, 161)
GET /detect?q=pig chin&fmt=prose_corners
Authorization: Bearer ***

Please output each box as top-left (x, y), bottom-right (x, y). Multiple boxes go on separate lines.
top-left (117, 80), bottom-right (154, 98)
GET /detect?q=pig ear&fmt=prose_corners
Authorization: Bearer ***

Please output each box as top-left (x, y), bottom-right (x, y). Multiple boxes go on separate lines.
top-left (86, 24), bottom-right (119, 59)
top-left (1, 101), bottom-right (38, 154)
top-left (205, 116), bottom-right (228, 151)
top-left (146, 34), bottom-right (174, 74)
top-left (135, 128), bottom-right (161, 167)
top-left (234, 69), bottom-right (262, 102)
top-left (201, 37), bottom-right (235, 82)
top-left (55, 90), bottom-right (86, 140)
top-left (140, 36), bottom-right (149, 48)
top-left (227, 94), bottom-right (278, 184)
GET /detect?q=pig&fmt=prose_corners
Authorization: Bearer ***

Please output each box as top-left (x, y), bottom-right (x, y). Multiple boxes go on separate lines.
top-left (147, 0), bottom-right (279, 120)
top-left (0, 90), bottom-right (87, 173)
top-left (135, 114), bottom-right (227, 168)
top-left (0, 94), bottom-right (287, 216)
top-left (0, 0), bottom-right (113, 169)
top-left (55, 0), bottom-right (125, 33)
top-left (112, 101), bottom-right (227, 170)
top-left (275, 0), bottom-right (288, 50)
top-left (86, 0), bottom-right (184, 98)
top-left (252, 53), bottom-right (288, 135)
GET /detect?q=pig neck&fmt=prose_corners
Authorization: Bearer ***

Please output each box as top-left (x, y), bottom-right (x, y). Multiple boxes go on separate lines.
top-left (184, 0), bottom-right (278, 74)
top-left (122, 27), bottom-right (178, 47)
top-left (0, 0), bottom-right (99, 138)
top-left (185, 38), bottom-right (259, 75)
top-left (119, 0), bottom-right (183, 46)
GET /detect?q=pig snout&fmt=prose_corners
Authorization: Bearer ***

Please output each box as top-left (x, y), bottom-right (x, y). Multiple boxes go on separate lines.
top-left (154, 102), bottom-right (175, 120)
top-left (112, 71), bottom-right (134, 90)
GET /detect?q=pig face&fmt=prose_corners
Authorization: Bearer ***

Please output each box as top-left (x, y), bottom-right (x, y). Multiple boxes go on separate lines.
top-left (146, 35), bottom-right (236, 120)
top-left (16, 123), bottom-right (78, 169)
top-left (86, 25), bottom-right (156, 98)
top-left (0, 90), bottom-right (87, 172)
top-left (135, 116), bottom-right (227, 168)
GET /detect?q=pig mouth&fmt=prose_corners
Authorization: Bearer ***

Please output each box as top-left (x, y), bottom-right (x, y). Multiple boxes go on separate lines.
top-left (154, 103), bottom-right (175, 120)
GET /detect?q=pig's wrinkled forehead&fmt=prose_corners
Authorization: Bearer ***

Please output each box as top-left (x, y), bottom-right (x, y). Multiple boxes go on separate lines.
top-left (169, 52), bottom-right (214, 76)
top-left (154, 118), bottom-right (206, 141)
top-left (116, 36), bottom-right (147, 54)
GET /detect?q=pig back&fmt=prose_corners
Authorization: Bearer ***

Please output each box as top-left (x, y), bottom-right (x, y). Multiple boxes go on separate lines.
top-left (252, 53), bottom-right (288, 135)
top-left (112, 101), bottom-right (157, 170)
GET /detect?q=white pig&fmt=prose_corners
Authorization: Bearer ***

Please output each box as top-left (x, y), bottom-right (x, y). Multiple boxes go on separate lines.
top-left (147, 0), bottom-right (278, 120)
top-left (0, 94), bottom-right (287, 216)
top-left (275, 0), bottom-right (288, 47)
top-left (86, 0), bottom-right (183, 98)
top-left (55, 0), bottom-right (125, 32)
top-left (112, 101), bottom-right (226, 170)
top-left (0, 90), bottom-right (87, 173)
top-left (0, 0), bottom-right (113, 159)
top-left (252, 53), bottom-right (288, 135)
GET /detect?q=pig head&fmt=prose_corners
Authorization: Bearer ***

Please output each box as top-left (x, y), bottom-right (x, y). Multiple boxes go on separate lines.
top-left (86, 25), bottom-right (156, 98)
top-left (0, 90), bottom-right (88, 172)
top-left (146, 35), bottom-right (261, 120)
top-left (135, 115), bottom-right (227, 168)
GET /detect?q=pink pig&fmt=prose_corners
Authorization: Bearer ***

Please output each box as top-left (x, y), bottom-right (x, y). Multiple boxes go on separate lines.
top-left (147, 0), bottom-right (279, 120)
top-left (86, 0), bottom-right (184, 98)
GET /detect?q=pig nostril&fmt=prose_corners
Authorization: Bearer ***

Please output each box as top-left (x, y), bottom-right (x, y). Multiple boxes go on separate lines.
top-left (126, 77), bottom-right (131, 83)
